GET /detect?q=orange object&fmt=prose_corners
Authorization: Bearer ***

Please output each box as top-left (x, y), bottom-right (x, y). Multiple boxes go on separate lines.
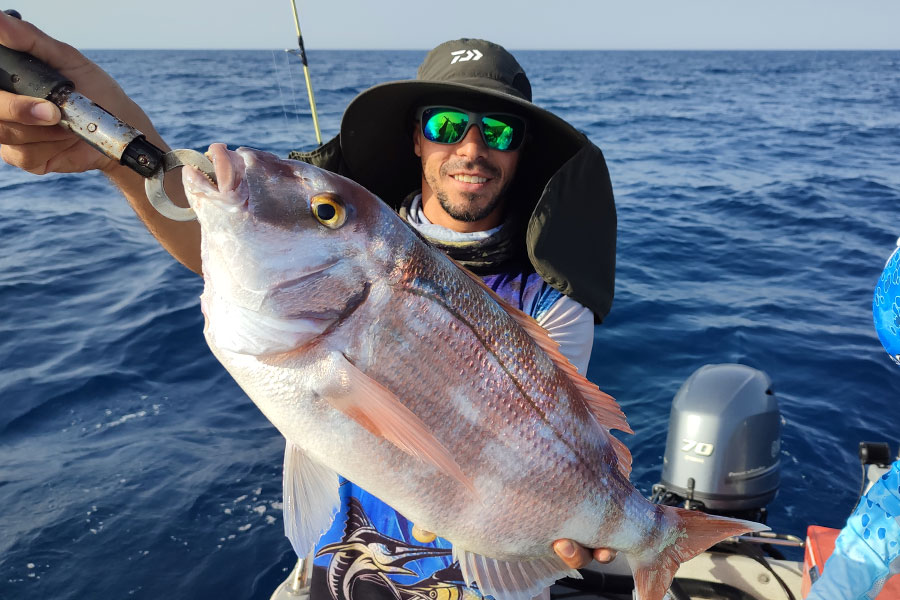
top-left (802, 525), bottom-right (900, 598)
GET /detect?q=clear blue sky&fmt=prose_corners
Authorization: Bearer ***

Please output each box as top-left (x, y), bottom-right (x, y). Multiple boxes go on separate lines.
top-left (18, 0), bottom-right (900, 50)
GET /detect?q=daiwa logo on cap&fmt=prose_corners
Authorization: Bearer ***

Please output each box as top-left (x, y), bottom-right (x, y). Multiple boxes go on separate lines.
top-left (450, 48), bottom-right (483, 64)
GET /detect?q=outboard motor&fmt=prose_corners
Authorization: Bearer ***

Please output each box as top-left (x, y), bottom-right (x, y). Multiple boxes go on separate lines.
top-left (652, 364), bottom-right (781, 523)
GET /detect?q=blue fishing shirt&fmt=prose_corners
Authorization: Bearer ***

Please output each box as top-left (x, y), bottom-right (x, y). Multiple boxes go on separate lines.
top-left (307, 212), bottom-right (594, 600)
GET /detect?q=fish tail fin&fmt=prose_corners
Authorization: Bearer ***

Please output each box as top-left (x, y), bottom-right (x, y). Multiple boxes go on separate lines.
top-left (627, 507), bottom-right (767, 600)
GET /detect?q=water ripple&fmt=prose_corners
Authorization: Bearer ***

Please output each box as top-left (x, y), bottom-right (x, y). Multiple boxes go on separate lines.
top-left (2, 49), bottom-right (900, 599)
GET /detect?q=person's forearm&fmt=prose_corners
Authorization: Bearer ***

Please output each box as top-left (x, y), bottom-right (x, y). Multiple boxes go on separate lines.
top-left (0, 12), bottom-right (204, 274)
top-left (98, 94), bottom-right (204, 274)
top-left (104, 159), bottom-right (202, 275)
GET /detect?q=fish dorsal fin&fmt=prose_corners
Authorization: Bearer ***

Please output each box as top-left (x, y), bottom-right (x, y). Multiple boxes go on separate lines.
top-left (455, 266), bottom-right (633, 478)
top-left (608, 434), bottom-right (633, 478)
top-left (453, 546), bottom-right (581, 600)
top-left (282, 440), bottom-right (341, 557)
top-left (455, 267), bottom-right (633, 434)
top-left (324, 352), bottom-right (477, 498)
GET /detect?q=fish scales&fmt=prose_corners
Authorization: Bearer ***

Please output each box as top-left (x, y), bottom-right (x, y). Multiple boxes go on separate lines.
top-left (254, 187), bottom-right (616, 555)
top-left (395, 238), bottom-right (608, 473)
top-left (185, 145), bottom-right (767, 600)
top-left (334, 275), bottom-right (613, 556)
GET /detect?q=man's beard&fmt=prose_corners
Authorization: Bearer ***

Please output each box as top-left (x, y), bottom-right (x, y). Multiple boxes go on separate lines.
top-left (436, 190), bottom-right (503, 223)
top-left (433, 158), bottom-right (505, 223)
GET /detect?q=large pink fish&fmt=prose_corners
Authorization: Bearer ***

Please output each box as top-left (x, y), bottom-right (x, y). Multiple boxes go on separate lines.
top-left (182, 143), bottom-right (765, 600)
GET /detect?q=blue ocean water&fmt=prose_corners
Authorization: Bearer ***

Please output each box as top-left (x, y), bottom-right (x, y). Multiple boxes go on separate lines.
top-left (1, 49), bottom-right (899, 599)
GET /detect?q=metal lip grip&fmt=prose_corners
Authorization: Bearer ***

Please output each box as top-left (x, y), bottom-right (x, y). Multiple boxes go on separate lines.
top-left (0, 13), bottom-right (214, 221)
top-left (145, 150), bottom-right (215, 221)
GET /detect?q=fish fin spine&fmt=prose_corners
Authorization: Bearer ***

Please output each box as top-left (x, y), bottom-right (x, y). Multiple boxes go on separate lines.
top-left (454, 264), bottom-right (633, 439)
top-left (454, 547), bottom-right (580, 600)
top-left (628, 507), bottom-right (768, 600)
top-left (609, 435), bottom-right (633, 478)
top-left (282, 440), bottom-right (341, 557)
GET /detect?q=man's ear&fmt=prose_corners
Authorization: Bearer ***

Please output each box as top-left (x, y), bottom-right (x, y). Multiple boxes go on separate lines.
top-left (412, 122), bottom-right (422, 157)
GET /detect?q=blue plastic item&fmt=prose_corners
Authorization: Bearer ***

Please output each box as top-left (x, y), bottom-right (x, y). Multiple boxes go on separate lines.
top-left (807, 246), bottom-right (900, 598)
top-left (806, 461), bottom-right (900, 599)
top-left (873, 241), bottom-right (900, 366)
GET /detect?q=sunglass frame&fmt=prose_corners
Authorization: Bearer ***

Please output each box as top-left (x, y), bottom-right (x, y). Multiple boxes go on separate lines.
top-left (416, 105), bottom-right (527, 152)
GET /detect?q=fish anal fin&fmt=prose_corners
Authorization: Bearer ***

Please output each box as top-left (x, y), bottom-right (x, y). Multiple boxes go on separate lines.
top-left (325, 352), bottom-right (477, 498)
top-left (453, 547), bottom-right (580, 600)
top-left (456, 265), bottom-right (633, 436)
top-left (282, 440), bottom-right (341, 557)
top-left (628, 508), bottom-right (768, 600)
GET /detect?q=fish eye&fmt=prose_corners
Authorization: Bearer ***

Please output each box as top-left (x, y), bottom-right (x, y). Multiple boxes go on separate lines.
top-left (310, 193), bottom-right (347, 229)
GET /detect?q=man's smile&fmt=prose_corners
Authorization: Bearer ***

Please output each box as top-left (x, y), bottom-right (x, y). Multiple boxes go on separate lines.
top-left (452, 174), bottom-right (489, 184)
top-left (442, 159), bottom-right (501, 192)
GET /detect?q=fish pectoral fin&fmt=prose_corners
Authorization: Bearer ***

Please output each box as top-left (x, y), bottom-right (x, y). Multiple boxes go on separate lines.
top-left (453, 547), bottom-right (580, 600)
top-left (282, 439), bottom-right (341, 557)
top-left (324, 353), bottom-right (478, 498)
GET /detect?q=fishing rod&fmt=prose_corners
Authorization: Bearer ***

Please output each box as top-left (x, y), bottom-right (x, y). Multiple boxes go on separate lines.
top-left (286, 0), bottom-right (322, 146)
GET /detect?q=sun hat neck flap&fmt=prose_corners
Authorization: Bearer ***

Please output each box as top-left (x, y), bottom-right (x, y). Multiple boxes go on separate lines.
top-left (292, 39), bottom-right (618, 320)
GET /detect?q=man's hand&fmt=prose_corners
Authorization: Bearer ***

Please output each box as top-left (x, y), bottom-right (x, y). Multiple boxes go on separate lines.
top-left (412, 524), bottom-right (617, 569)
top-left (553, 539), bottom-right (617, 569)
top-left (0, 11), bottom-right (203, 274)
top-left (0, 11), bottom-right (147, 176)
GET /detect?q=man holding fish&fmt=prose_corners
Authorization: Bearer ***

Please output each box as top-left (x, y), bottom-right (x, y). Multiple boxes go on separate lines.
top-left (2, 15), bottom-right (749, 600)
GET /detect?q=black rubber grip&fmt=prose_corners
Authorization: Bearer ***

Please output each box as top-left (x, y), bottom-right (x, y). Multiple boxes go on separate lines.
top-left (121, 136), bottom-right (165, 178)
top-left (0, 45), bottom-right (72, 99)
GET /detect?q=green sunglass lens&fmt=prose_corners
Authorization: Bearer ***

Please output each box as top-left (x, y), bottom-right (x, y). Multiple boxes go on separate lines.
top-left (421, 108), bottom-right (523, 151)
top-left (481, 117), bottom-right (514, 151)
top-left (424, 110), bottom-right (469, 144)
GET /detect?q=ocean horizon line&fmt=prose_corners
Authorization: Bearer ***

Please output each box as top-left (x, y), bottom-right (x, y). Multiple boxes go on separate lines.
top-left (84, 47), bottom-right (900, 53)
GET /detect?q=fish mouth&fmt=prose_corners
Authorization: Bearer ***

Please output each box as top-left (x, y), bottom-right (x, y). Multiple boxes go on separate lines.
top-left (183, 143), bottom-right (248, 211)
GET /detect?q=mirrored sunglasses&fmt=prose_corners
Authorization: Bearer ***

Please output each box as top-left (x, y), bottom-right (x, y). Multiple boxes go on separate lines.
top-left (417, 106), bottom-right (526, 152)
